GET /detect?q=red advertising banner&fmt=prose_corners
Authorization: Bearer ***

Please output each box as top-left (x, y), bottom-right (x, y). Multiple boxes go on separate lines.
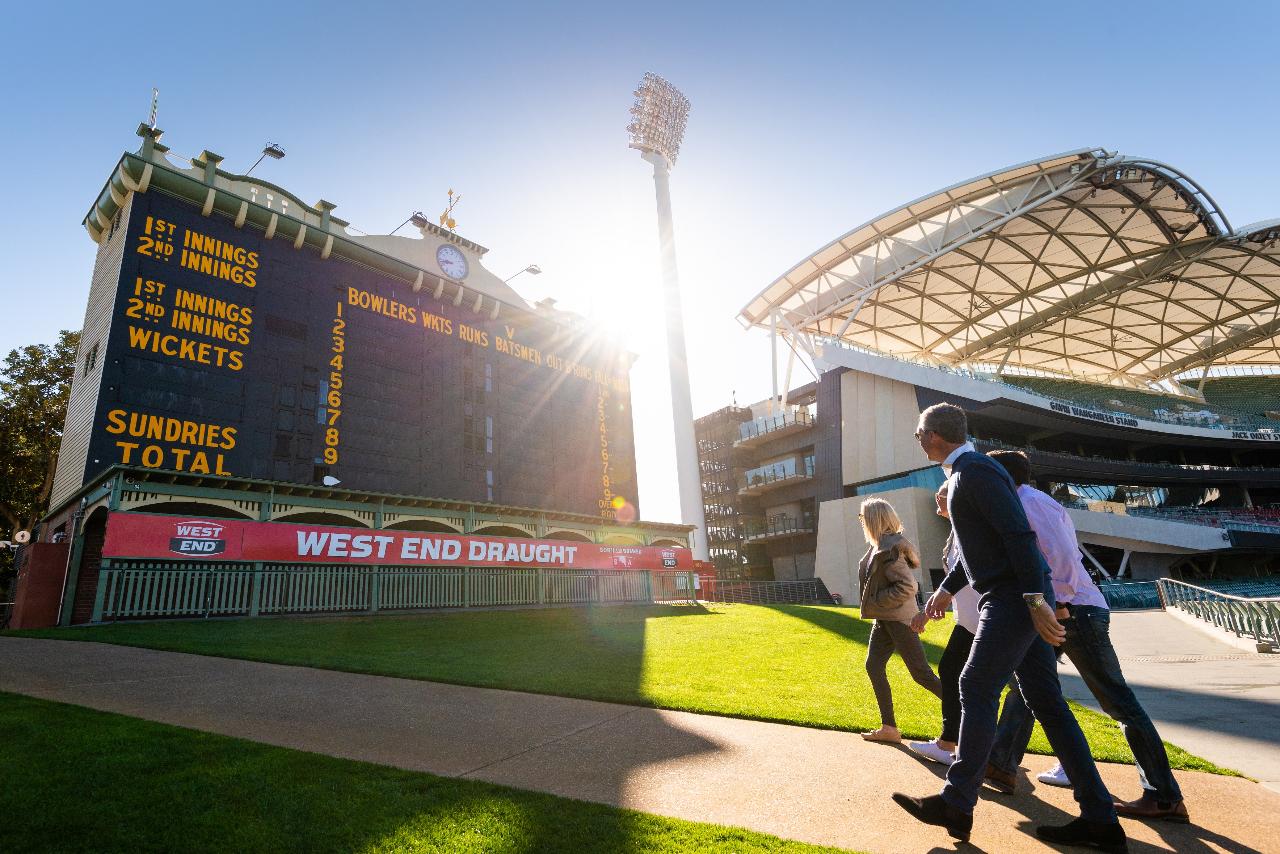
top-left (101, 512), bottom-right (693, 570)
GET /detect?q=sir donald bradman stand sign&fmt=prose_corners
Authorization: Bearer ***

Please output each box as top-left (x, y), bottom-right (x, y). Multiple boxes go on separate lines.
top-left (103, 513), bottom-right (694, 570)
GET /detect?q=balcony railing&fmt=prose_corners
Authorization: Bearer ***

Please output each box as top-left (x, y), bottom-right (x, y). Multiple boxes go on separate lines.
top-left (743, 515), bottom-right (815, 542)
top-left (739, 456), bottom-right (816, 494)
top-left (736, 409), bottom-right (814, 446)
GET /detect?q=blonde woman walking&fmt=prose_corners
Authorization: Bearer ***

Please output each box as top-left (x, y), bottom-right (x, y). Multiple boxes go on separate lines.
top-left (858, 497), bottom-right (944, 743)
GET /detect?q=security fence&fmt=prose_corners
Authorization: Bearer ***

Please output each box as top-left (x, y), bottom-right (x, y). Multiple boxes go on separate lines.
top-left (1156, 577), bottom-right (1280, 650)
top-left (91, 561), bottom-right (696, 622)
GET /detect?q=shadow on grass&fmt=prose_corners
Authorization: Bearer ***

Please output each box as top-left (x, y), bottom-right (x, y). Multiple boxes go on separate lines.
top-left (0, 692), bottom-right (821, 854)
top-left (2, 606), bottom-right (756, 853)
top-left (760, 604), bottom-right (949, 660)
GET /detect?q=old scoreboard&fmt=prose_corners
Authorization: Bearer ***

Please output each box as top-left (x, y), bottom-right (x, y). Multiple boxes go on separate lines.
top-left (55, 152), bottom-right (639, 521)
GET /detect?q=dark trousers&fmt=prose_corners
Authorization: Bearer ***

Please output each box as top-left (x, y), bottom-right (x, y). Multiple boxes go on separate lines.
top-left (938, 624), bottom-right (974, 743)
top-left (941, 585), bottom-right (1116, 822)
top-left (866, 619), bottom-right (944, 728)
top-left (988, 605), bottom-right (1182, 802)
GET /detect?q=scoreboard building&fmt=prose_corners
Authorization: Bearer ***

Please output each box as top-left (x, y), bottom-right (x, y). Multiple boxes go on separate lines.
top-left (14, 124), bottom-right (692, 628)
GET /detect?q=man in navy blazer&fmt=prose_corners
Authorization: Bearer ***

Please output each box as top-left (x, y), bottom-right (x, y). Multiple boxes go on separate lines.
top-left (892, 403), bottom-right (1126, 852)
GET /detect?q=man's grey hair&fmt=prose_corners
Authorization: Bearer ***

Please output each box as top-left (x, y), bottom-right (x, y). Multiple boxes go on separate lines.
top-left (920, 403), bottom-right (968, 444)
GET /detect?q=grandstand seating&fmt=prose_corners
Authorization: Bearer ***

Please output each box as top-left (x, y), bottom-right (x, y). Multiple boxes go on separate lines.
top-left (997, 375), bottom-right (1259, 427)
top-left (1200, 375), bottom-right (1280, 418)
top-left (1099, 576), bottom-right (1280, 609)
top-left (1129, 506), bottom-right (1280, 528)
top-left (1098, 581), bottom-right (1162, 610)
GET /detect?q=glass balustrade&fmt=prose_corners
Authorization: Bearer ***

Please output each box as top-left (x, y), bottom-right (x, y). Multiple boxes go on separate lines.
top-left (738, 408), bottom-right (814, 442)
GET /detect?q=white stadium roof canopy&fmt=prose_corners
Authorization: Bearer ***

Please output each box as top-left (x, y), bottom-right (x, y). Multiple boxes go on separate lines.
top-left (741, 149), bottom-right (1280, 385)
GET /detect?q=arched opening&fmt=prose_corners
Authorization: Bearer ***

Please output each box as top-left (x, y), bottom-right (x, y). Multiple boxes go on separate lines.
top-left (71, 507), bottom-right (111, 625)
top-left (132, 501), bottom-right (254, 520)
top-left (600, 533), bottom-right (644, 546)
top-left (543, 529), bottom-right (594, 543)
top-left (274, 511), bottom-right (370, 528)
top-left (471, 524), bottom-right (532, 538)
top-left (649, 537), bottom-right (686, 548)
top-left (383, 519), bottom-right (462, 533)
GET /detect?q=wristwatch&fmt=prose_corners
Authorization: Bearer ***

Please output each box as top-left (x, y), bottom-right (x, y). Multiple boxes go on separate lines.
top-left (1023, 593), bottom-right (1046, 610)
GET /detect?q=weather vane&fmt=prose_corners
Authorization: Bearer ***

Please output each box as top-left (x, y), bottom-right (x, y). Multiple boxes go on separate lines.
top-left (439, 189), bottom-right (461, 231)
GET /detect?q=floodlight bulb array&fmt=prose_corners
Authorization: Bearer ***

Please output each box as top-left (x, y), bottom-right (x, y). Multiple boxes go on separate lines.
top-left (627, 72), bottom-right (690, 165)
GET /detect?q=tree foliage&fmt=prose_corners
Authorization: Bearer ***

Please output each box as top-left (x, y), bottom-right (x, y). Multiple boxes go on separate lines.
top-left (0, 330), bottom-right (80, 537)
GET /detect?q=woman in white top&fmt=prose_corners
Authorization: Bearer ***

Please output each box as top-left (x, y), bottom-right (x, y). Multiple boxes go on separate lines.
top-left (907, 481), bottom-right (979, 765)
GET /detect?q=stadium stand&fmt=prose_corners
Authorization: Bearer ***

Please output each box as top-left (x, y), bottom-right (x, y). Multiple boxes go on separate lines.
top-left (717, 148), bottom-right (1280, 596)
top-left (995, 374), bottom-right (1277, 429)
top-left (1200, 374), bottom-right (1280, 418)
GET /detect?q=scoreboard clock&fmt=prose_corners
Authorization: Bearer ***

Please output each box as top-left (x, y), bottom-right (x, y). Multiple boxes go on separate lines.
top-left (436, 244), bottom-right (469, 280)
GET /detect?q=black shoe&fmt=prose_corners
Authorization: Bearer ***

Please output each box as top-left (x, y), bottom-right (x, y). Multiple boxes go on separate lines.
top-left (891, 792), bottom-right (973, 842)
top-left (1035, 817), bottom-right (1128, 852)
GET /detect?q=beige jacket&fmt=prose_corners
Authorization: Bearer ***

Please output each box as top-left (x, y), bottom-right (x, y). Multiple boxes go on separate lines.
top-left (857, 532), bottom-right (921, 622)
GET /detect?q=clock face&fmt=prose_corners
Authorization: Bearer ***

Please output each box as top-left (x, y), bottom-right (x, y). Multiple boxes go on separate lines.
top-left (436, 244), bottom-right (469, 280)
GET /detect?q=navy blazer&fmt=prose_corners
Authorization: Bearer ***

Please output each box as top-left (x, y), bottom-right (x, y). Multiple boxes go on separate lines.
top-left (939, 451), bottom-right (1053, 599)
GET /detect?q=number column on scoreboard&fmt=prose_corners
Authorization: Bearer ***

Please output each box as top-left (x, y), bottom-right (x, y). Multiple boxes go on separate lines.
top-left (323, 301), bottom-right (346, 468)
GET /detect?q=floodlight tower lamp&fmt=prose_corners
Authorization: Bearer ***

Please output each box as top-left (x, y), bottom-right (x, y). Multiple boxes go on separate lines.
top-left (627, 72), bottom-right (708, 561)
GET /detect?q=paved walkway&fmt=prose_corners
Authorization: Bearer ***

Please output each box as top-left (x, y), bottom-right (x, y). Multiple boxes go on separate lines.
top-left (1, 635), bottom-right (1276, 854)
top-left (1059, 609), bottom-right (1280, 792)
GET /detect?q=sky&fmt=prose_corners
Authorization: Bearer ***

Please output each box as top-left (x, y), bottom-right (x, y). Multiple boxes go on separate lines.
top-left (4, 1), bottom-right (1279, 525)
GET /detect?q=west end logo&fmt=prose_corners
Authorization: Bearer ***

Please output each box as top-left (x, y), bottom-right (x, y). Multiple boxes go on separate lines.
top-left (661, 549), bottom-right (677, 568)
top-left (169, 520), bottom-right (227, 555)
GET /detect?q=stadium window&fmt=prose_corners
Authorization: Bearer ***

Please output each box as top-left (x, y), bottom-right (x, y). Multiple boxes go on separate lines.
top-left (485, 362), bottom-right (493, 393)
top-left (273, 433), bottom-right (293, 459)
top-left (82, 341), bottom-right (99, 375)
top-left (278, 385), bottom-right (297, 407)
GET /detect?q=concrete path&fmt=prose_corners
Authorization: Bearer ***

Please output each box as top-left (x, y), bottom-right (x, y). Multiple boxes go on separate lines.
top-left (1, 637), bottom-right (1276, 854)
top-left (1058, 609), bottom-right (1280, 792)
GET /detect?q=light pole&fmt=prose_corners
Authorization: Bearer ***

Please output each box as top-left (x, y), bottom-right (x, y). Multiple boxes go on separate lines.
top-left (244, 142), bottom-right (286, 176)
top-left (627, 72), bottom-right (708, 561)
top-left (504, 264), bottom-right (543, 283)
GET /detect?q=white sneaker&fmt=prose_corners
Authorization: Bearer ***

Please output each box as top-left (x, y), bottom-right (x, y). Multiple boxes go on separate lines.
top-left (908, 740), bottom-right (957, 766)
top-left (1037, 762), bottom-right (1071, 787)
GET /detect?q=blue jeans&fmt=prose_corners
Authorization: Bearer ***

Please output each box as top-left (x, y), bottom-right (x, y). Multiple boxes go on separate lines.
top-left (941, 585), bottom-right (1116, 822)
top-left (988, 605), bottom-right (1182, 803)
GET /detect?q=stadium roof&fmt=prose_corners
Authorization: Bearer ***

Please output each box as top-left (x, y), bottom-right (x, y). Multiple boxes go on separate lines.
top-left (741, 149), bottom-right (1280, 384)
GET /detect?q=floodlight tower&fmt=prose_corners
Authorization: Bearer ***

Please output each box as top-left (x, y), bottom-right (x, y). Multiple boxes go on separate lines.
top-left (628, 72), bottom-right (708, 561)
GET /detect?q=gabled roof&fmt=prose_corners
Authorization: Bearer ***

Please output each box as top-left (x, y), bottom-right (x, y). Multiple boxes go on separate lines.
top-left (742, 149), bottom-right (1280, 382)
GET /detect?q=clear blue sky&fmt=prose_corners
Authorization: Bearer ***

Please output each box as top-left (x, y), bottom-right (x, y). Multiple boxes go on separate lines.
top-left (5, 2), bottom-right (1278, 523)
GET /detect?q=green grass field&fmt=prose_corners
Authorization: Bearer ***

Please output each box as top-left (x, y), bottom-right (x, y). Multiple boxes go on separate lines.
top-left (0, 691), bottom-right (855, 854)
top-left (14, 603), bottom-right (1232, 775)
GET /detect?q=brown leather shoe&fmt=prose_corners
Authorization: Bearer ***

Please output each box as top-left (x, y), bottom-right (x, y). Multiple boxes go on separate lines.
top-left (982, 763), bottom-right (1016, 794)
top-left (1114, 792), bottom-right (1190, 823)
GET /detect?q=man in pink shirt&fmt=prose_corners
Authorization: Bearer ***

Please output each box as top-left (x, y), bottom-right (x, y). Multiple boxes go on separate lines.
top-left (985, 450), bottom-right (1189, 824)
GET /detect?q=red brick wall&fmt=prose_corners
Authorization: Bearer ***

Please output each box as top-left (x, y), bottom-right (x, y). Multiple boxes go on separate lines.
top-left (9, 543), bottom-right (71, 629)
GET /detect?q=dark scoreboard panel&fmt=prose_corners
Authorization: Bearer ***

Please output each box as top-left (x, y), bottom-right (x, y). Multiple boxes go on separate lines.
top-left (87, 191), bottom-right (638, 520)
